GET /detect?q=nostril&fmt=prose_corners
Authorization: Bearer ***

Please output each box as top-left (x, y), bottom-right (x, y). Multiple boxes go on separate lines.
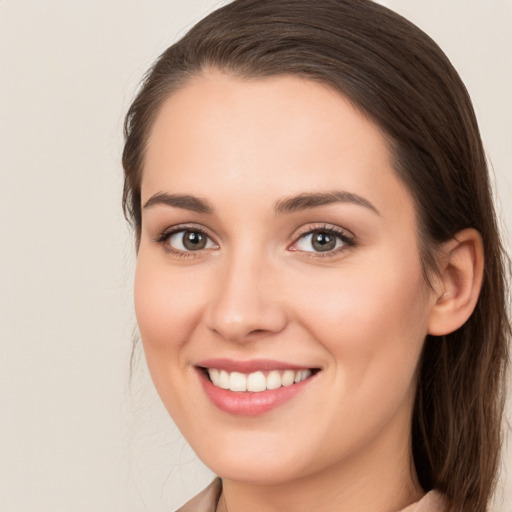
top-left (204, 278), bottom-right (289, 341)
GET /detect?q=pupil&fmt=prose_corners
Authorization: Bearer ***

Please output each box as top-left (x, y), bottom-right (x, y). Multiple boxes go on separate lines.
top-left (312, 231), bottom-right (336, 252)
top-left (183, 231), bottom-right (206, 250)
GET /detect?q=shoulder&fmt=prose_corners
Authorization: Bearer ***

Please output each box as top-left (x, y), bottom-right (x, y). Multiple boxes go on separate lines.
top-left (175, 481), bottom-right (447, 512)
top-left (175, 478), bottom-right (222, 512)
top-left (399, 490), bottom-right (449, 512)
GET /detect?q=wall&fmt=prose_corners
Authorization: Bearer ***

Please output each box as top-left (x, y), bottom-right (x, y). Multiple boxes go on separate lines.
top-left (0, 1), bottom-right (510, 510)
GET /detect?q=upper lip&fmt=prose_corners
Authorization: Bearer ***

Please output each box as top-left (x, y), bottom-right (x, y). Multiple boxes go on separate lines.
top-left (196, 358), bottom-right (318, 373)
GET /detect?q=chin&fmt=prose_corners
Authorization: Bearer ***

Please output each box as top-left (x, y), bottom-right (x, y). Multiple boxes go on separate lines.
top-left (206, 455), bottom-right (306, 485)
top-left (186, 428), bottom-right (313, 484)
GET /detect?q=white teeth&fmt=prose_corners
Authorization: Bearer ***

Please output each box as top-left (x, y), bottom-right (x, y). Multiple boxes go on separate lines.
top-left (294, 369), bottom-right (311, 383)
top-left (207, 368), bottom-right (314, 392)
top-left (266, 370), bottom-right (282, 390)
top-left (301, 369), bottom-right (312, 381)
top-left (209, 368), bottom-right (220, 385)
top-left (247, 371), bottom-right (266, 392)
top-left (229, 371), bottom-right (247, 392)
top-left (218, 370), bottom-right (230, 389)
top-left (281, 370), bottom-right (295, 386)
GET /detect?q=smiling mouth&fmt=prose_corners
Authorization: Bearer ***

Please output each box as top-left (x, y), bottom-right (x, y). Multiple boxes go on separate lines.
top-left (201, 368), bottom-right (319, 393)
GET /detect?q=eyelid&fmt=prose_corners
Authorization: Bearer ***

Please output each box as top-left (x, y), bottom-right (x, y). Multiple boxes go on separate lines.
top-left (288, 223), bottom-right (356, 256)
top-left (152, 223), bottom-right (219, 255)
top-left (151, 222), bottom-right (355, 258)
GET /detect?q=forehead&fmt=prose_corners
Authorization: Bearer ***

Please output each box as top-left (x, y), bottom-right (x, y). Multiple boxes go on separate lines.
top-left (141, 71), bottom-right (412, 216)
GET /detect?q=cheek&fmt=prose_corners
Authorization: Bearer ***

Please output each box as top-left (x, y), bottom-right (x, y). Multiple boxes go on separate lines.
top-left (290, 250), bottom-right (431, 390)
top-left (133, 254), bottom-right (212, 423)
top-left (285, 255), bottom-right (430, 459)
top-left (134, 254), bottom-right (205, 364)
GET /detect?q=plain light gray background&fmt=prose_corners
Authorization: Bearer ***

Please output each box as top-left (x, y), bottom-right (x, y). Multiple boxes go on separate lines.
top-left (0, 1), bottom-right (510, 511)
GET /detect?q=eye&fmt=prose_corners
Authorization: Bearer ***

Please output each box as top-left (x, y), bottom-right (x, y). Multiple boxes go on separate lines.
top-left (290, 226), bottom-right (355, 254)
top-left (159, 228), bottom-right (218, 253)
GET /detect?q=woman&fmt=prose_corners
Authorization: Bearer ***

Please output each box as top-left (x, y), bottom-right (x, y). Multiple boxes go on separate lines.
top-left (122, 1), bottom-right (510, 511)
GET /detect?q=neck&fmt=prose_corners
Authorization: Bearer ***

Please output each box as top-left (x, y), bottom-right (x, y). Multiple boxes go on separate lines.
top-left (217, 409), bottom-right (423, 512)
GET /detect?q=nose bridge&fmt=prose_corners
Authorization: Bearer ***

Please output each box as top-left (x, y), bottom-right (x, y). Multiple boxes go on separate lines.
top-left (205, 244), bottom-right (286, 341)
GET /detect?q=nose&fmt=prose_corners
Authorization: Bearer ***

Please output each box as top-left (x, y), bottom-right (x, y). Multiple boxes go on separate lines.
top-left (204, 251), bottom-right (288, 343)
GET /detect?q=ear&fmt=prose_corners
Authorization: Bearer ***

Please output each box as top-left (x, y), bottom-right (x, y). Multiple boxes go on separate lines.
top-left (428, 228), bottom-right (484, 336)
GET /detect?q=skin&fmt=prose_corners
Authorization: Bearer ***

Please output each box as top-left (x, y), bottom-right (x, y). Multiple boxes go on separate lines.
top-left (134, 72), bottom-right (481, 512)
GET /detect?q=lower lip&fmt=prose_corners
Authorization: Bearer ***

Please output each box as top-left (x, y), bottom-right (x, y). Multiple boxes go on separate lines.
top-left (198, 369), bottom-right (317, 416)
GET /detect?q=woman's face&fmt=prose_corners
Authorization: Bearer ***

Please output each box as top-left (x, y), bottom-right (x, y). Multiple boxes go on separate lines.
top-left (135, 72), bottom-right (437, 485)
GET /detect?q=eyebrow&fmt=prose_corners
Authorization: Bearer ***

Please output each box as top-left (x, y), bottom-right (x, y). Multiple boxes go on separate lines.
top-left (142, 190), bottom-right (379, 216)
top-left (143, 192), bottom-right (214, 214)
top-left (274, 191), bottom-right (380, 215)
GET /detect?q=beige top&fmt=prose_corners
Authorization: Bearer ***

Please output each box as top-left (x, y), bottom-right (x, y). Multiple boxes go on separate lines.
top-left (176, 478), bottom-right (448, 512)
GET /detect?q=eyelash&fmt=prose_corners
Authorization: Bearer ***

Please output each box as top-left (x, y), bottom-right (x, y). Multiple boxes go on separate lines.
top-left (290, 224), bottom-right (356, 258)
top-left (153, 224), bottom-right (217, 258)
top-left (153, 223), bottom-right (356, 258)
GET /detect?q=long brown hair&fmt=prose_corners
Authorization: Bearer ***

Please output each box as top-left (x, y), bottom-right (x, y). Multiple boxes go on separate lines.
top-left (122, 1), bottom-right (510, 510)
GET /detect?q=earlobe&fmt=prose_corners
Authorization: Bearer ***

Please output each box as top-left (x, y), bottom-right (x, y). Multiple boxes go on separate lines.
top-left (428, 228), bottom-right (484, 336)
